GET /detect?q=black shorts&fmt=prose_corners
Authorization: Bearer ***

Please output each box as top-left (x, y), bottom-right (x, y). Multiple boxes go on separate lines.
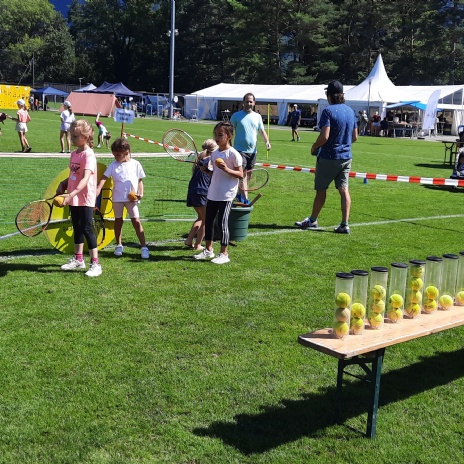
top-left (240, 152), bottom-right (257, 171)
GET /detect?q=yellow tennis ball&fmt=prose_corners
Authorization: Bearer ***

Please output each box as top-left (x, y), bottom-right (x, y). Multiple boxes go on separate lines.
top-left (408, 277), bottom-right (423, 291)
top-left (387, 308), bottom-right (403, 322)
top-left (350, 302), bottom-right (366, 319)
top-left (334, 307), bottom-right (350, 322)
top-left (439, 294), bottom-right (453, 310)
top-left (425, 286), bottom-right (439, 299)
top-left (335, 292), bottom-right (351, 309)
top-left (410, 265), bottom-right (425, 278)
top-left (369, 312), bottom-right (383, 328)
top-left (215, 157), bottom-right (224, 167)
top-left (350, 317), bottom-right (364, 334)
top-left (389, 293), bottom-right (404, 309)
top-left (53, 195), bottom-right (65, 207)
top-left (371, 299), bottom-right (385, 314)
top-left (371, 285), bottom-right (386, 300)
top-left (456, 291), bottom-right (464, 305)
top-left (423, 298), bottom-right (437, 313)
top-left (405, 303), bottom-right (421, 318)
top-left (332, 321), bottom-right (349, 339)
top-left (407, 290), bottom-right (422, 304)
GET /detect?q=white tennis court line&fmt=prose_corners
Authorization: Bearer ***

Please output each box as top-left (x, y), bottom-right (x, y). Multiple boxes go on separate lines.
top-left (2, 214), bottom-right (463, 262)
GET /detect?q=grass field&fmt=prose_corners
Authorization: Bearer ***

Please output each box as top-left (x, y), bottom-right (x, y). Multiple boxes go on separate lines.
top-left (1, 111), bottom-right (464, 463)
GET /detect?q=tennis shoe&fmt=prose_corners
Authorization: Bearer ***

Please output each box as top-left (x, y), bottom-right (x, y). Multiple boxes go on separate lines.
top-left (243, 198), bottom-right (250, 205)
top-left (61, 258), bottom-right (86, 271)
top-left (141, 246), bottom-right (150, 259)
top-left (85, 262), bottom-right (102, 277)
top-left (297, 136), bottom-right (300, 142)
top-left (334, 225), bottom-right (350, 234)
top-left (295, 218), bottom-right (318, 229)
top-left (235, 193), bottom-right (244, 203)
top-left (211, 253), bottom-right (230, 265)
top-left (114, 245), bottom-right (124, 256)
top-left (194, 249), bottom-right (215, 260)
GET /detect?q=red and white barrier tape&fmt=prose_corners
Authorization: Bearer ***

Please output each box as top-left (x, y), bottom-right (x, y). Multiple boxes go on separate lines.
top-left (256, 162), bottom-right (464, 187)
top-left (123, 132), bottom-right (164, 147)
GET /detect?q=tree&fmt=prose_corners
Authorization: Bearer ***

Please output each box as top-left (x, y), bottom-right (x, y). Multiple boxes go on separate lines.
top-left (0, 0), bottom-right (75, 84)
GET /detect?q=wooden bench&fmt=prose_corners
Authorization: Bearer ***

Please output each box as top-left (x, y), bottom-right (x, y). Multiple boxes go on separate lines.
top-left (298, 305), bottom-right (464, 438)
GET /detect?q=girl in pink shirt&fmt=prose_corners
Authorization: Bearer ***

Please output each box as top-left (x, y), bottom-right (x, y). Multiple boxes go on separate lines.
top-left (56, 119), bottom-right (102, 277)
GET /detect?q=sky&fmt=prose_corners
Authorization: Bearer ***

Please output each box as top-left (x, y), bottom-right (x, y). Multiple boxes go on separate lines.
top-left (50, 0), bottom-right (73, 16)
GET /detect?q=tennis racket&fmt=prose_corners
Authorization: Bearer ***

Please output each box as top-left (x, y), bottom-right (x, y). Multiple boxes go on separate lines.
top-left (15, 195), bottom-right (62, 237)
top-left (239, 168), bottom-right (269, 192)
top-left (92, 206), bottom-right (106, 247)
top-left (162, 129), bottom-right (199, 163)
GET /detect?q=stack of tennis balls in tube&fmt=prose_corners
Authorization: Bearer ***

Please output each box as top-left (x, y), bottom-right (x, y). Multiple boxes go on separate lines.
top-left (328, 252), bottom-right (464, 340)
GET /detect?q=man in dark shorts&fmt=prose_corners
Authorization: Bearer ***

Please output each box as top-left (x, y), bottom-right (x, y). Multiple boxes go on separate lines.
top-left (289, 104), bottom-right (301, 141)
top-left (295, 80), bottom-right (358, 234)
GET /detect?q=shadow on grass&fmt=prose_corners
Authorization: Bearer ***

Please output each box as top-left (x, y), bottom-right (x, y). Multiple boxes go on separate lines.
top-left (193, 347), bottom-right (464, 453)
top-left (415, 163), bottom-right (452, 170)
top-left (0, 262), bottom-right (58, 277)
top-left (422, 184), bottom-right (464, 193)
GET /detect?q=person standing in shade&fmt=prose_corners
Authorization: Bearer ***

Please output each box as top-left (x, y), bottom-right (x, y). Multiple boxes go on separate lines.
top-left (289, 104), bottom-right (302, 141)
top-left (295, 80), bottom-right (358, 234)
top-left (230, 92), bottom-right (271, 204)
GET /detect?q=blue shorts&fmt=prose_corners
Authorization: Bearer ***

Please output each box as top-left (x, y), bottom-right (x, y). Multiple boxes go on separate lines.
top-left (187, 192), bottom-right (207, 207)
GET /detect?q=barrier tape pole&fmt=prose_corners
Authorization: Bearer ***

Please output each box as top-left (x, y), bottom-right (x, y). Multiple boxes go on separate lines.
top-left (255, 162), bottom-right (464, 188)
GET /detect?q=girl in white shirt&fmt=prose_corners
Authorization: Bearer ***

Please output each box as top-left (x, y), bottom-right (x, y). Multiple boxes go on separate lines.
top-left (60, 101), bottom-right (75, 153)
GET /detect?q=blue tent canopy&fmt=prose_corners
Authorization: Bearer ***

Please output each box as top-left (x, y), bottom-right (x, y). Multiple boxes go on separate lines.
top-left (34, 86), bottom-right (68, 97)
top-left (385, 101), bottom-right (443, 111)
top-left (89, 82), bottom-right (142, 97)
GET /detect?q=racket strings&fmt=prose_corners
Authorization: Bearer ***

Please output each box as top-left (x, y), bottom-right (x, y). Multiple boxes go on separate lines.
top-left (163, 131), bottom-right (197, 162)
top-left (16, 202), bottom-right (51, 236)
top-left (240, 168), bottom-right (269, 191)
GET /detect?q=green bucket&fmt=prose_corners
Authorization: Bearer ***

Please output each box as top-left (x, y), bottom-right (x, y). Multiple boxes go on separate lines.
top-left (228, 206), bottom-right (253, 242)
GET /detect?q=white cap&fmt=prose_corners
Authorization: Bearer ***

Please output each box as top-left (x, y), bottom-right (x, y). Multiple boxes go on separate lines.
top-left (17, 99), bottom-right (25, 106)
top-left (63, 100), bottom-right (71, 107)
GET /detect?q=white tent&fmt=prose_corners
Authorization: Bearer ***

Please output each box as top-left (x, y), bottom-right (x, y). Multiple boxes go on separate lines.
top-left (185, 54), bottom-right (464, 134)
top-left (74, 83), bottom-right (97, 92)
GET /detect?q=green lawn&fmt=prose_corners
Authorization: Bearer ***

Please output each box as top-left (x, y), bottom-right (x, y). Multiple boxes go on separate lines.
top-left (0, 111), bottom-right (463, 463)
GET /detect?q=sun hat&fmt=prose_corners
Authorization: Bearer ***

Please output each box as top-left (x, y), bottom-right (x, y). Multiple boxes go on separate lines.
top-left (325, 80), bottom-right (343, 95)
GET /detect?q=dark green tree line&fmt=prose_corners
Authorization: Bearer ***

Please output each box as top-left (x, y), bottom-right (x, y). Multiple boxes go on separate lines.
top-left (1, 0), bottom-right (462, 91)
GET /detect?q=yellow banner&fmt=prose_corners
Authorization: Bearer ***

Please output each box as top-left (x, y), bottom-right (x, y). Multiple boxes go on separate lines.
top-left (0, 85), bottom-right (31, 109)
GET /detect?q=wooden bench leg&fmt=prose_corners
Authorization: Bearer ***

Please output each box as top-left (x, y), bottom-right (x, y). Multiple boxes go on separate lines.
top-left (334, 347), bottom-right (386, 438)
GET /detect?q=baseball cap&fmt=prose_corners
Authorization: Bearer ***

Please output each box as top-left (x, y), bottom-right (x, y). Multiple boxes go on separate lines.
top-left (293, 104), bottom-right (298, 107)
top-left (325, 80), bottom-right (343, 95)
top-left (63, 100), bottom-right (71, 107)
top-left (16, 99), bottom-right (25, 106)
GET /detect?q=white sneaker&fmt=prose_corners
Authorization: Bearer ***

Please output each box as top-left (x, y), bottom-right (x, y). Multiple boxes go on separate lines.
top-left (114, 245), bottom-right (124, 256)
top-left (193, 249), bottom-right (215, 260)
top-left (61, 258), bottom-right (85, 271)
top-left (141, 246), bottom-right (149, 259)
top-left (96, 144), bottom-right (101, 148)
top-left (211, 253), bottom-right (230, 265)
top-left (85, 262), bottom-right (102, 277)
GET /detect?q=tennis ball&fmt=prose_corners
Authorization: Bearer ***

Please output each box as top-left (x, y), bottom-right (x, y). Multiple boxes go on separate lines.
top-left (389, 293), bottom-right (404, 309)
top-left (350, 302), bottom-right (366, 319)
top-left (405, 303), bottom-right (421, 318)
top-left (387, 308), bottom-right (403, 322)
top-left (410, 265), bottom-right (425, 278)
top-left (53, 195), bottom-right (65, 207)
top-left (408, 277), bottom-right (423, 291)
top-left (425, 286), bottom-right (439, 299)
top-left (334, 307), bottom-right (350, 322)
top-left (350, 317), bottom-right (364, 334)
top-left (127, 191), bottom-right (138, 202)
top-left (335, 292), bottom-right (351, 309)
top-left (369, 312), bottom-right (383, 328)
top-left (371, 299), bottom-right (385, 314)
top-left (423, 298), bottom-right (437, 313)
top-left (333, 321), bottom-right (349, 339)
top-left (456, 291), bottom-right (464, 305)
top-left (215, 157), bottom-right (224, 167)
top-left (439, 294), bottom-right (453, 310)
top-left (371, 285), bottom-right (386, 300)
top-left (407, 290), bottom-right (422, 304)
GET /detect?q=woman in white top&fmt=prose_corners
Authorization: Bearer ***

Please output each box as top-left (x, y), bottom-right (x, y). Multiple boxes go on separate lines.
top-left (60, 100), bottom-right (75, 153)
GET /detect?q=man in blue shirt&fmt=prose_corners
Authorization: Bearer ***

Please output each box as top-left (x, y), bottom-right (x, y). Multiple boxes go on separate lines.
top-left (231, 93), bottom-right (271, 203)
top-left (289, 104), bottom-right (301, 141)
top-left (295, 80), bottom-right (358, 234)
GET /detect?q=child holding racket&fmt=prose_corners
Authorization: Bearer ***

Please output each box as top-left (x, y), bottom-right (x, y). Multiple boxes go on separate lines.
top-left (184, 138), bottom-right (218, 250)
top-left (57, 119), bottom-right (102, 277)
top-left (194, 122), bottom-right (243, 264)
top-left (96, 138), bottom-right (149, 259)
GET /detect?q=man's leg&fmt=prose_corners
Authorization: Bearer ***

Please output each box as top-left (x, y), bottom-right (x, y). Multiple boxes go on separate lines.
top-left (311, 189), bottom-right (327, 219)
top-left (338, 187), bottom-right (351, 223)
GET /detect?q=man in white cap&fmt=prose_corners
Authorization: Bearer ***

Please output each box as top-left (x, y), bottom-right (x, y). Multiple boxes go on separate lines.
top-left (60, 100), bottom-right (75, 153)
top-left (295, 80), bottom-right (358, 234)
top-left (289, 104), bottom-right (302, 141)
